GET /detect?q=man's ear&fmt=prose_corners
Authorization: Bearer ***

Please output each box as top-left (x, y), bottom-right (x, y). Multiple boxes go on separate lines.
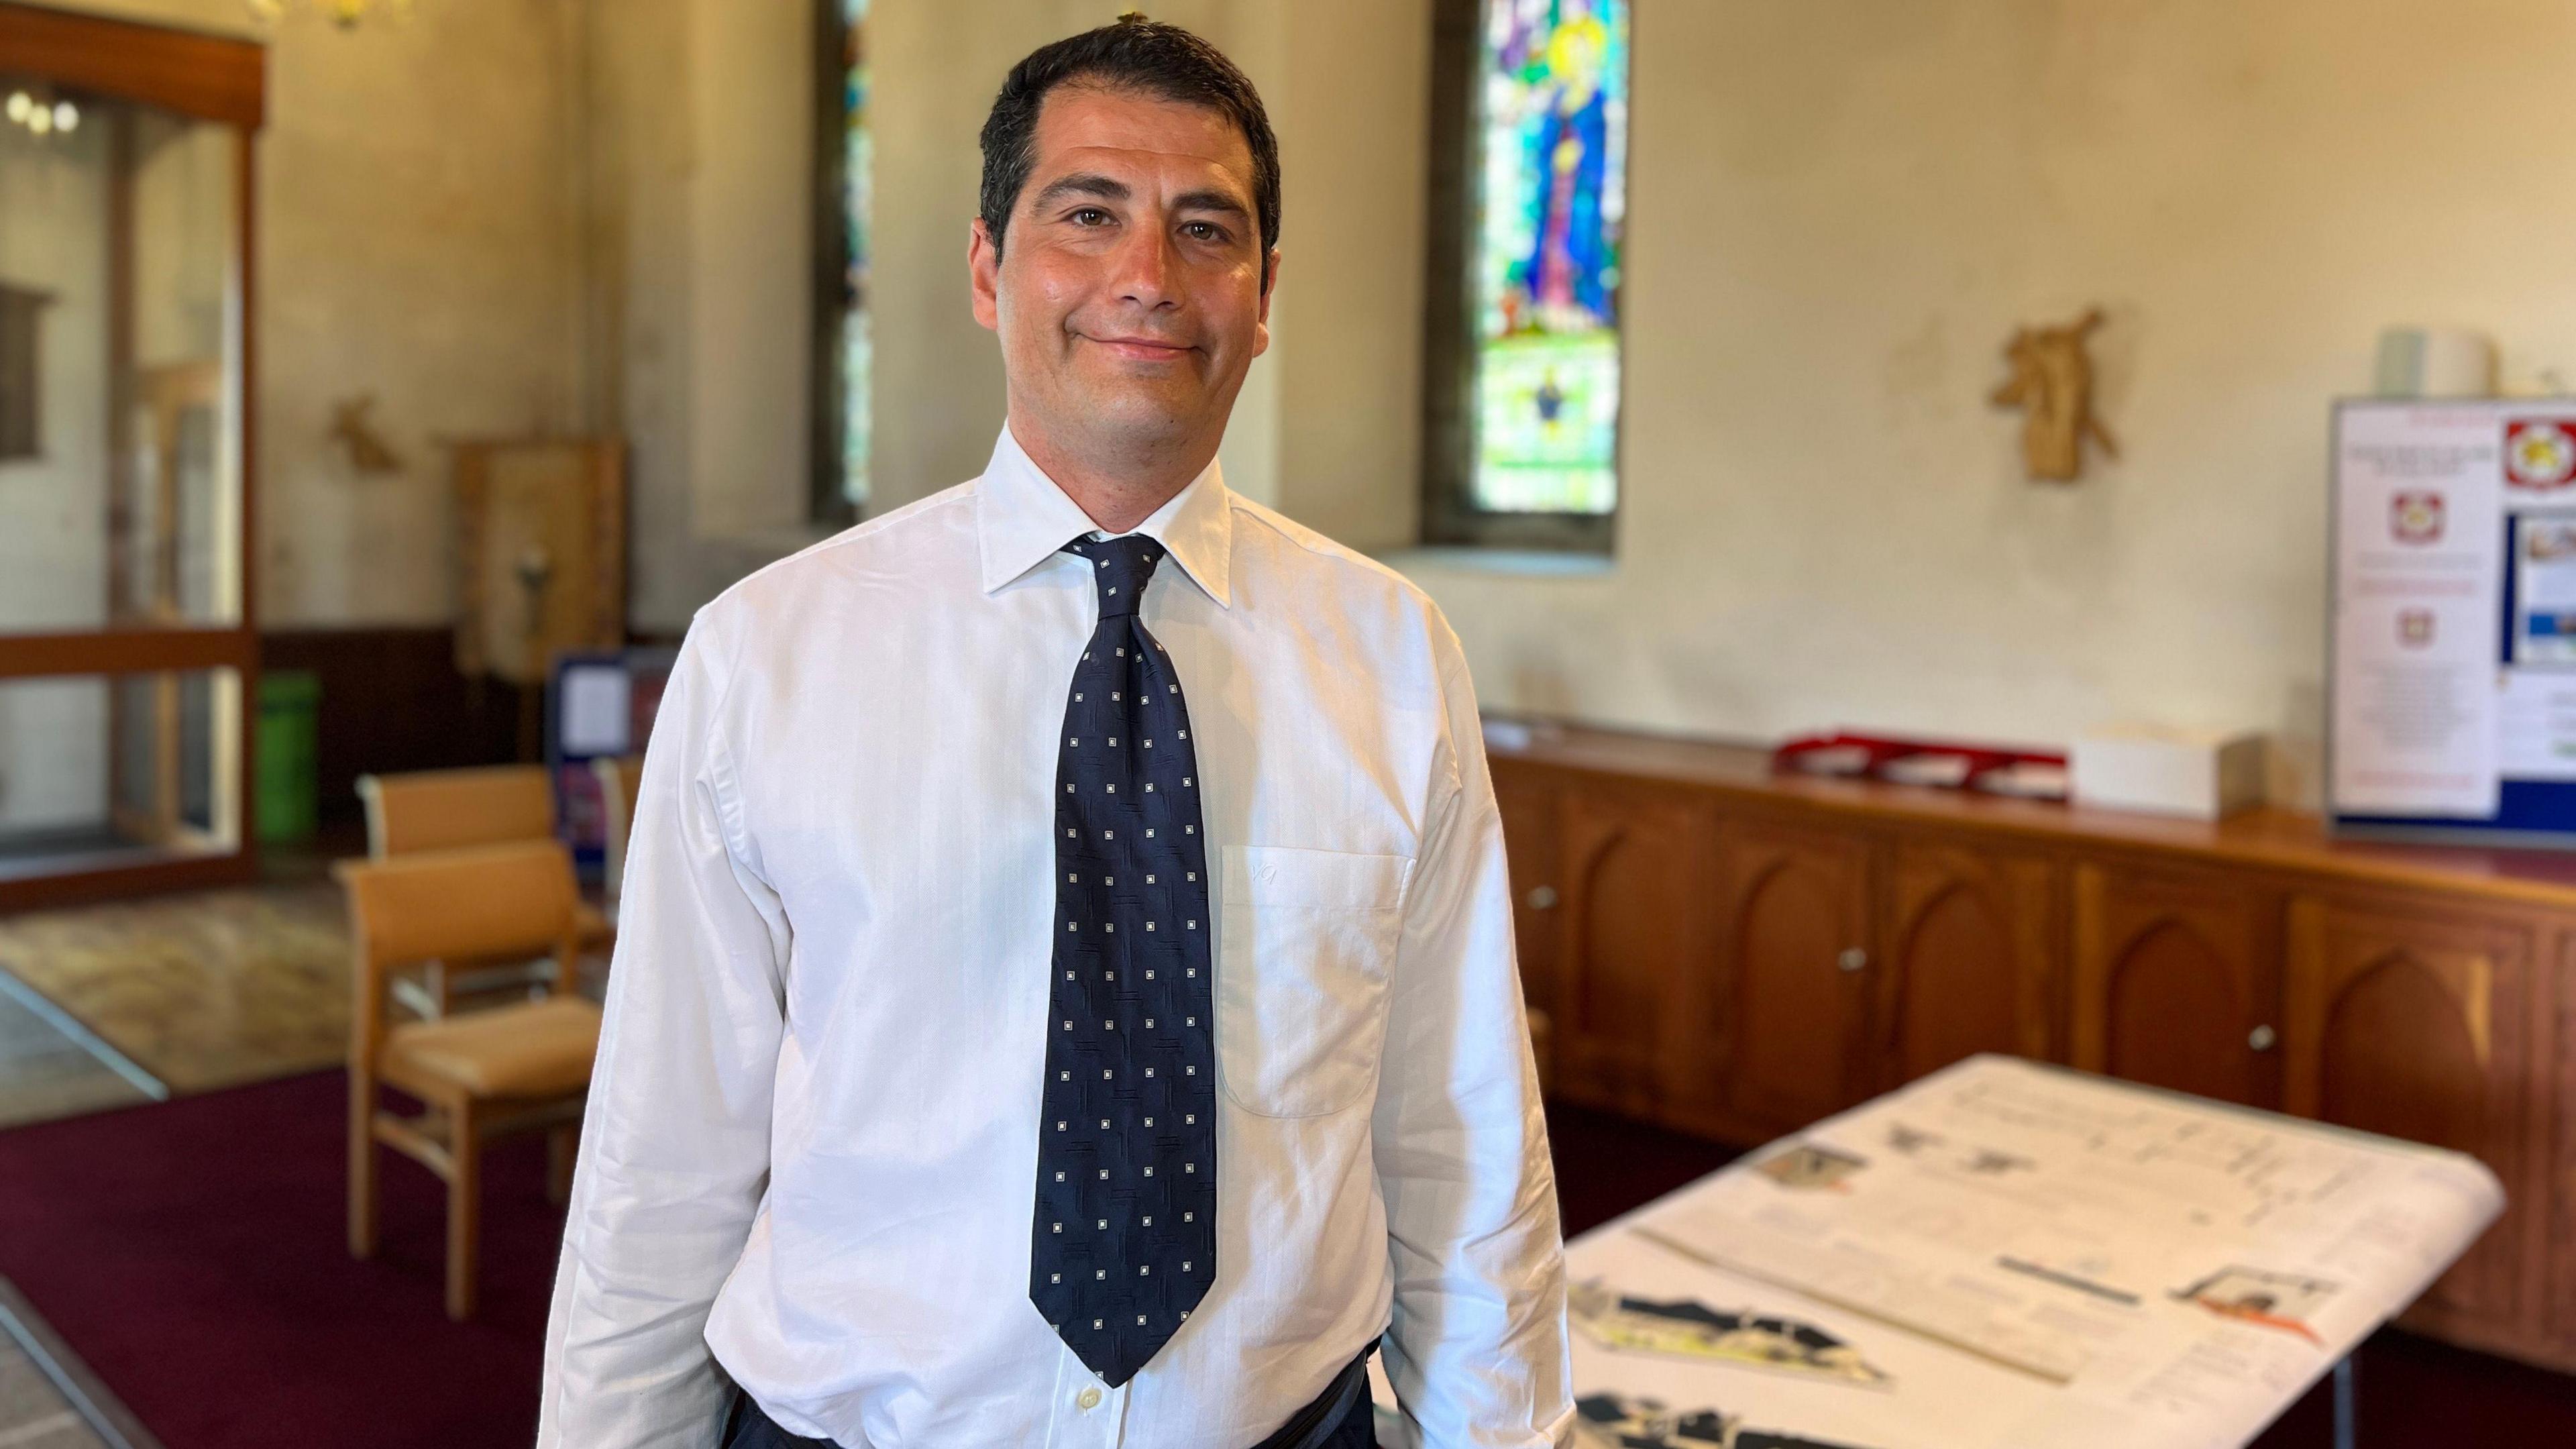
top-left (1252, 246), bottom-right (1282, 359)
top-left (969, 217), bottom-right (1002, 333)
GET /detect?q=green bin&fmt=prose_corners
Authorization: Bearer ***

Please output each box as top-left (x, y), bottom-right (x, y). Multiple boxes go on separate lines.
top-left (256, 669), bottom-right (321, 845)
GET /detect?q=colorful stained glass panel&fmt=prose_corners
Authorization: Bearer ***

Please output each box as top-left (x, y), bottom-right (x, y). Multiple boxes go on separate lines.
top-left (1473, 0), bottom-right (1628, 516)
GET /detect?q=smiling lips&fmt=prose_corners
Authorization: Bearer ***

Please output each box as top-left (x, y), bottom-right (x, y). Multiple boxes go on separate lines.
top-left (1086, 333), bottom-right (1193, 362)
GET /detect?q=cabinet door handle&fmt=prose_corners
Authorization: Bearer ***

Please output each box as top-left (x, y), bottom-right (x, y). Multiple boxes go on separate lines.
top-left (2247, 1024), bottom-right (2277, 1053)
top-left (1525, 885), bottom-right (1558, 910)
top-left (1837, 947), bottom-right (1868, 973)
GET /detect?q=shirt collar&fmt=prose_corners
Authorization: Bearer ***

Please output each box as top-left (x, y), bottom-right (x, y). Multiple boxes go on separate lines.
top-left (974, 423), bottom-right (1234, 608)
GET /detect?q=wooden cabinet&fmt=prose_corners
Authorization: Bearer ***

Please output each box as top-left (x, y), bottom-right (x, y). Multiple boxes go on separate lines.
top-left (1493, 770), bottom-right (1562, 1073)
top-left (1483, 724), bottom-right (2576, 1373)
top-left (2284, 895), bottom-right (2536, 1330)
top-left (1545, 781), bottom-right (1713, 1119)
top-left (1711, 819), bottom-right (1874, 1138)
top-left (2072, 861), bottom-right (2282, 1108)
top-left (2556, 932), bottom-right (2576, 1352)
top-left (1873, 842), bottom-right (2061, 1093)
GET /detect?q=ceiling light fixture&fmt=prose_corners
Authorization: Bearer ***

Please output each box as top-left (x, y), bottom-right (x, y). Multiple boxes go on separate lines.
top-left (4, 88), bottom-right (77, 139)
top-left (246, 0), bottom-right (416, 30)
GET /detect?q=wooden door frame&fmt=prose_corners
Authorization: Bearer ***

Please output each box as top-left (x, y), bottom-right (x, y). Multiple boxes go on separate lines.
top-left (0, 5), bottom-right (264, 911)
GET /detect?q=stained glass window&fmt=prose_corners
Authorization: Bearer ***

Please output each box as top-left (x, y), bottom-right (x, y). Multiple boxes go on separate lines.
top-left (1472, 0), bottom-right (1628, 515)
top-left (837, 0), bottom-right (873, 507)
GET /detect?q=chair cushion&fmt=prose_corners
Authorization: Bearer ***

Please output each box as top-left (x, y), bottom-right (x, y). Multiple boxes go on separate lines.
top-left (383, 996), bottom-right (602, 1099)
top-left (569, 902), bottom-right (612, 949)
top-left (576, 900), bottom-right (616, 951)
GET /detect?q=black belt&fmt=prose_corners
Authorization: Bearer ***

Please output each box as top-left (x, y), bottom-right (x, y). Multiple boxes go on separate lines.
top-left (720, 1338), bottom-right (1378, 1449)
top-left (1246, 1338), bottom-right (1375, 1449)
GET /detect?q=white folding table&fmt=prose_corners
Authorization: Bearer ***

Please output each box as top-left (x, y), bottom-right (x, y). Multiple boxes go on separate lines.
top-left (1370, 1055), bottom-right (2502, 1449)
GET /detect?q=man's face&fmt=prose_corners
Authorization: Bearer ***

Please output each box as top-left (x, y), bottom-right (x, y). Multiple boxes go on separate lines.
top-left (971, 85), bottom-right (1276, 468)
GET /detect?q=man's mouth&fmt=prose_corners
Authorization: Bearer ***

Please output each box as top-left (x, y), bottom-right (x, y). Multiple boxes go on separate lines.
top-left (1084, 334), bottom-right (1193, 362)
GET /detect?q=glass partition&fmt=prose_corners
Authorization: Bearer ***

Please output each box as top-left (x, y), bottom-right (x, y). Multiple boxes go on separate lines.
top-left (0, 667), bottom-right (241, 881)
top-left (0, 87), bottom-right (243, 634)
top-left (0, 3), bottom-right (262, 906)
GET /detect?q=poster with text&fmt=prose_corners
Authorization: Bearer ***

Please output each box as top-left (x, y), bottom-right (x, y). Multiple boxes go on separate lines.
top-left (2332, 400), bottom-right (2576, 838)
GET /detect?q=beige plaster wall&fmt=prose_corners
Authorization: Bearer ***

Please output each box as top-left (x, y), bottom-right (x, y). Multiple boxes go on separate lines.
top-left (1395, 0), bottom-right (2576, 806)
top-left (583, 0), bottom-right (827, 631)
top-left (42, 0), bottom-right (588, 629)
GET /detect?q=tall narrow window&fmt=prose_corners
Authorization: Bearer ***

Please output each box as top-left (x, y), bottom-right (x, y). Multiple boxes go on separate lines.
top-left (1424, 0), bottom-right (1629, 550)
top-left (814, 0), bottom-right (871, 519)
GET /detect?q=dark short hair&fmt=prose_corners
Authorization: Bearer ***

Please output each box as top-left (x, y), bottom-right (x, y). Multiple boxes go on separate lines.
top-left (978, 15), bottom-right (1280, 284)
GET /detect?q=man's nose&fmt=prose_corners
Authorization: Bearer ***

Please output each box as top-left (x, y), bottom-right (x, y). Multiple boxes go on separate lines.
top-left (1112, 222), bottom-right (1181, 310)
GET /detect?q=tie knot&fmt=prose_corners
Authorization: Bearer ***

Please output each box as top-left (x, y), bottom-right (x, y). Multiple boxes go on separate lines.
top-left (1062, 533), bottom-right (1164, 618)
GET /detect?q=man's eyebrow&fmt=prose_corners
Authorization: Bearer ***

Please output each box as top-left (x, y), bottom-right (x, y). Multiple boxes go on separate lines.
top-left (1030, 172), bottom-right (1130, 211)
top-left (1169, 188), bottom-right (1252, 222)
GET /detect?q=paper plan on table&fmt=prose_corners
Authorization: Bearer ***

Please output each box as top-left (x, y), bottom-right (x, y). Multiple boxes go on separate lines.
top-left (1364, 1057), bottom-right (2504, 1449)
top-left (1617, 1057), bottom-right (2501, 1446)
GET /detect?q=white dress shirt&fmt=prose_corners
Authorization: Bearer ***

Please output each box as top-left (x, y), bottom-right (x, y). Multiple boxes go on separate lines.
top-left (537, 427), bottom-right (1572, 1449)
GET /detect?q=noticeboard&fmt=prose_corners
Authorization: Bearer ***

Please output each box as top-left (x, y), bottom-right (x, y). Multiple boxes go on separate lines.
top-left (2330, 398), bottom-right (2576, 844)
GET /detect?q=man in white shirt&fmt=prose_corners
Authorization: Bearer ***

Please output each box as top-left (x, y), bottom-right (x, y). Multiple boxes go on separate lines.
top-left (538, 16), bottom-right (1571, 1449)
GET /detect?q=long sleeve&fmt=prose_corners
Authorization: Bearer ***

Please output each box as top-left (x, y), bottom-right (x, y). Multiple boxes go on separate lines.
top-left (1371, 642), bottom-right (1574, 1449)
top-left (538, 603), bottom-right (794, 1447)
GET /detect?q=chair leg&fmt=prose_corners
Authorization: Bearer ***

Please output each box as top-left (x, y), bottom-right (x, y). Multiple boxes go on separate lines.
top-left (348, 1079), bottom-right (378, 1260)
top-left (446, 1097), bottom-right (481, 1321)
top-left (547, 1124), bottom-right (578, 1207)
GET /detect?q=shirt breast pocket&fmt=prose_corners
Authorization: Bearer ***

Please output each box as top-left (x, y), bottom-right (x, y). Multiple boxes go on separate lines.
top-left (1216, 845), bottom-right (1413, 1119)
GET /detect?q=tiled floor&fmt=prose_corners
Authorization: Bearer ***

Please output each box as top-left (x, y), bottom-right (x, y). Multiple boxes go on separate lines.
top-left (0, 1348), bottom-right (102, 1449)
top-left (0, 1279), bottom-right (148, 1449)
top-left (0, 973), bottom-right (152, 1131)
top-left (0, 836), bottom-right (354, 1130)
top-left (0, 879), bottom-right (350, 1099)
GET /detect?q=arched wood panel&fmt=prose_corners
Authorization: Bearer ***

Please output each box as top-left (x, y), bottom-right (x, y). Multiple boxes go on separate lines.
top-left (2320, 953), bottom-right (2485, 1148)
top-left (1877, 844), bottom-right (2061, 1091)
top-left (2106, 920), bottom-right (2258, 1102)
top-left (1493, 773), bottom-right (1561, 1032)
top-left (1719, 822), bottom-right (1871, 1136)
top-left (1552, 785), bottom-right (1711, 1116)
top-left (1892, 883), bottom-right (2017, 1078)
top-left (2286, 898), bottom-right (2530, 1322)
top-left (2072, 863), bottom-right (2279, 1109)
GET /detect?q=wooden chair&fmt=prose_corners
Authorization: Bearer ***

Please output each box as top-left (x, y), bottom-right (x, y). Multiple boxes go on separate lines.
top-left (339, 839), bottom-right (602, 1320)
top-left (589, 753), bottom-right (645, 908)
top-left (356, 763), bottom-right (554, 858)
top-left (355, 764), bottom-right (616, 1016)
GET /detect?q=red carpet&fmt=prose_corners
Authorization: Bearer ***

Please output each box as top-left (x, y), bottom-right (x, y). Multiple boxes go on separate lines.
top-left (0, 1069), bottom-right (559, 1449)
top-left (4, 1079), bottom-right (2570, 1448)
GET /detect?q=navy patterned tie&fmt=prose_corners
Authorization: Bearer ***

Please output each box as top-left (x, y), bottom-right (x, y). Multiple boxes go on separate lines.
top-left (1031, 533), bottom-right (1218, 1387)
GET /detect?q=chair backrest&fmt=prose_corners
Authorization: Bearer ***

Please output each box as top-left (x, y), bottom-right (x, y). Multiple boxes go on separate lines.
top-left (590, 754), bottom-right (645, 902)
top-left (356, 764), bottom-right (553, 860)
top-left (337, 839), bottom-right (580, 1066)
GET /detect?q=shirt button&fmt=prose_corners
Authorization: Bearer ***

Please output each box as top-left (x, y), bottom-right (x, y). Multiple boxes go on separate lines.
top-left (1077, 1387), bottom-right (1103, 1410)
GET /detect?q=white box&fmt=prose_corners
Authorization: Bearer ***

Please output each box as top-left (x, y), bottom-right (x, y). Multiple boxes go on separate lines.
top-left (2072, 726), bottom-right (2267, 820)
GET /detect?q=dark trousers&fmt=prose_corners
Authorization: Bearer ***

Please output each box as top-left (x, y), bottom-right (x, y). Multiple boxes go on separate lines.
top-left (719, 1344), bottom-right (1379, 1449)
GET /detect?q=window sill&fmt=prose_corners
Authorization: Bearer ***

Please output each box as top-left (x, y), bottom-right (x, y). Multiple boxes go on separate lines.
top-left (1373, 546), bottom-right (1617, 579)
